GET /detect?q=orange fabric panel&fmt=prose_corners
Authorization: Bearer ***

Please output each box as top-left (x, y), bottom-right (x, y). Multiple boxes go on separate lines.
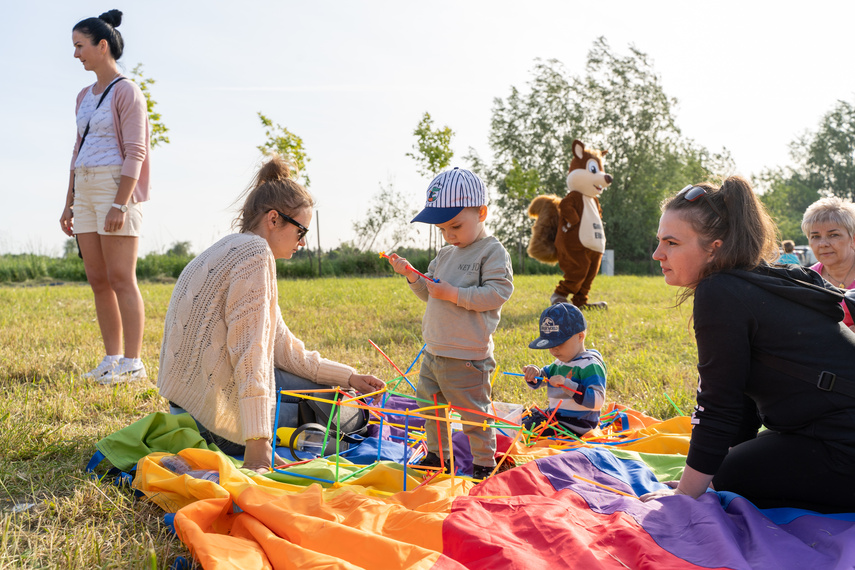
top-left (174, 497), bottom-right (271, 570)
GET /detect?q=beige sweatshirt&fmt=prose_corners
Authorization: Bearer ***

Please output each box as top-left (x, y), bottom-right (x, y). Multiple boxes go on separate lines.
top-left (409, 236), bottom-right (514, 360)
top-left (157, 233), bottom-right (354, 444)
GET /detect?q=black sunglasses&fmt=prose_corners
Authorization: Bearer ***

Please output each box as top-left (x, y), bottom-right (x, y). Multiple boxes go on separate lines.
top-left (275, 211), bottom-right (309, 241)
top-left (678, 185), bottom-right (724, 219)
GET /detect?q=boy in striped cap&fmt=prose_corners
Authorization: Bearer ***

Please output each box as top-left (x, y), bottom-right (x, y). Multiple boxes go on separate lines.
top-left (386, 167), bottom-right (514, 479)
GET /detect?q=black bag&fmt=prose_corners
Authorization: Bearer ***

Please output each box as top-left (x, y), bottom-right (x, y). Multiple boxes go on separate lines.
top-left (298, 389), bottom-right (369, 435)
top-left (287, 390), bottom-right (370, 460)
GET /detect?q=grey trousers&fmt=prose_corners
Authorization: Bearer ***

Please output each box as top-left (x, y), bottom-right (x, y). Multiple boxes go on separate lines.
top-left (416, 351), bottom-right (497, 467)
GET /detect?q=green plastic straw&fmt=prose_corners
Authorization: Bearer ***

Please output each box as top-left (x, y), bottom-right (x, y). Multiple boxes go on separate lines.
top-left (663, 392), bottom-right (686, 416)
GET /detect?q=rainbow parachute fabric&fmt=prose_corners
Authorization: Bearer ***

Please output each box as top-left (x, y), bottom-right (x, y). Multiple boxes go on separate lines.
top-left (105, 402), bottom-right (855, 569)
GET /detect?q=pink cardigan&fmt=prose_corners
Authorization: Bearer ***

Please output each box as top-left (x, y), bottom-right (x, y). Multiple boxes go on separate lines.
top-left (70, 77), bottom-right (151, 202)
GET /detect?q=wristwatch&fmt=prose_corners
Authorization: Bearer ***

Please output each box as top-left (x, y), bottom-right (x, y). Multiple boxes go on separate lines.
top-left (112, 203), bottom-right (129, 213)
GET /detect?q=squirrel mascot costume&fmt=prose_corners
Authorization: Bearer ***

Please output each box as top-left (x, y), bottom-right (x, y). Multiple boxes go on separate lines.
top-left (527, 139), bottom-right (613, 309)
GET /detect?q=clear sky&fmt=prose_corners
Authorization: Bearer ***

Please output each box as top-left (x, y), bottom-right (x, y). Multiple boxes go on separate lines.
top-left (2, 1), bottom-right (854, 256)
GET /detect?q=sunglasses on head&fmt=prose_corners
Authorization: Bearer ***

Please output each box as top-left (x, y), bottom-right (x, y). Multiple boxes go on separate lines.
top-left (275, 211), bottom-right (309, 241)
top-left (678, 185), bottom-right (724, 219)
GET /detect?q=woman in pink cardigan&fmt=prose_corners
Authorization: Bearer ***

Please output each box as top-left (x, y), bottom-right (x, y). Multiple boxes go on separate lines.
top-left (60, 10), bottom-right (151, 383)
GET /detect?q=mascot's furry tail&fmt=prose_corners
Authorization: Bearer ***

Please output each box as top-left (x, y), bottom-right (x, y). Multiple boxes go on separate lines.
top-left (526, 194), bottom-right (561, 264)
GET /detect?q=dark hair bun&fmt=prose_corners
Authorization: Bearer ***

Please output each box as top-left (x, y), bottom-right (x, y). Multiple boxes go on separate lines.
top-left (98, 9), bottom-right (123, 28)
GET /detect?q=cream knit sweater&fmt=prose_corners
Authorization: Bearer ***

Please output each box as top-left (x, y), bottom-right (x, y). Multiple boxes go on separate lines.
top-left (157, 233), bottom-right (354, 444)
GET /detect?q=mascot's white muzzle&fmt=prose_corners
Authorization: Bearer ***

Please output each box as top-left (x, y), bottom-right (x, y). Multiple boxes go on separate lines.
top-left (567, 170), bottom-right (613, 197)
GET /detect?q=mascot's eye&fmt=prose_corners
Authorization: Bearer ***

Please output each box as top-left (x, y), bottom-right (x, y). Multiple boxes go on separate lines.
top-left (587, 159), bottom-right (600, 174)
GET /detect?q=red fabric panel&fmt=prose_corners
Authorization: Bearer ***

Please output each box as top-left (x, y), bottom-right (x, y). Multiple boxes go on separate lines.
top-left (441, 461), bottom-right (704, 569)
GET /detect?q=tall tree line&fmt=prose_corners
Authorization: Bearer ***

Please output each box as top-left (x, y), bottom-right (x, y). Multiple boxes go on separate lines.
top-left (759, 99), bottom-right (855, 244)
top-left (469, 37), bottom-right (732, 268)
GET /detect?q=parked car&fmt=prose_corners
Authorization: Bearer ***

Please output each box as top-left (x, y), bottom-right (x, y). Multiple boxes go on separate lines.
top-left (777, 245), bottom-right (817, 267)
top-left (794, 245), bottom-right (817, 266)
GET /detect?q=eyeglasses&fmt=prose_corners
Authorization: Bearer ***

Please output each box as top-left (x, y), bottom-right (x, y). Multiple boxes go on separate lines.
top-left (275, 211), bottom-right (309, 241)
top-left (678, 185), bottom-right (724, 219)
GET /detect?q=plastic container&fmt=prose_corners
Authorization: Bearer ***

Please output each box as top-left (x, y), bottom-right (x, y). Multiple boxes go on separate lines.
top-left (185, 470), bottom-right (220, 484)
top-left (160, 455), bottom-right (194, 475)
top-left (293, 428), bottom-right (326, 457)
top-left (160, 455), bottom-right (220, 484)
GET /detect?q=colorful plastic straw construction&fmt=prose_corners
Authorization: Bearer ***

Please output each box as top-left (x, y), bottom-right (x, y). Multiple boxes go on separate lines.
top-left (503, 372), bottom-right (582, 395)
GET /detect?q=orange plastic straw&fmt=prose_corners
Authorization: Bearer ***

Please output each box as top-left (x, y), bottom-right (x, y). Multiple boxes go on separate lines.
top-left (572, 474), bottom-right (638, 499)
top-left (490, 426), bottom-right (526, 477)
top-left (368, 339), bottom-right (410, 380)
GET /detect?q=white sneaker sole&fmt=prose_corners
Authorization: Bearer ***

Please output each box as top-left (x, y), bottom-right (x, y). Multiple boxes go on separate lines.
top-left (97, 369), bottom-right (147, 385)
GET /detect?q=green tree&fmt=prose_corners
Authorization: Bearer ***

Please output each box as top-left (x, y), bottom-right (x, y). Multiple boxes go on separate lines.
top-left (502, 160), bottom-right (541, 268)
top-left (352, 181), bottom-right (418, 252)
top-left (471, 39), bottom-right (731, 267)
top-left (130, 64), bottom-right (169, 149)
top-left (257, 112), bottom-right (311, 186)
top-left (757, 169), bottom-right (820, 244)
top-left (63, 238), bottom-right (79, 259)
top-left (468, 60), bottom-right (582, 255)
top-left (405, 112), bottom-right (455, 256)
top-left (796, 99), bottom-right (855, 202)
top-left (165, 241), bottom-right (193, 257)
top-left (406, 112), bottom-right (455, 177)
top-left (756, 98), bottom-right (855, 242)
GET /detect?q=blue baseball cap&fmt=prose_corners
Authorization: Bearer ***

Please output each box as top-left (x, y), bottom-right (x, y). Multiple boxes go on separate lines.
top-left (528, 303), bottom-right (587, 349)
top-left (411, 167), bottom-right (486, 224)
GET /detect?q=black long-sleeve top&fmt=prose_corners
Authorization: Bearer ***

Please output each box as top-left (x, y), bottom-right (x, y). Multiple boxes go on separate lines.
top-left (688, 265), bottom-right (855, 475)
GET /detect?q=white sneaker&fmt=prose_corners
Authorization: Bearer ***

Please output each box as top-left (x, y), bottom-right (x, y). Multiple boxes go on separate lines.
top-left (98, 358), bottom-right (147, 385)
top-left (82, 356), bottom-right (119, 379)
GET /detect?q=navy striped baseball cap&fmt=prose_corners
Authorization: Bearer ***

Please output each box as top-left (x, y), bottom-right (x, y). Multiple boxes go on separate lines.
top-left (411, 167), bottom-right (486, 224)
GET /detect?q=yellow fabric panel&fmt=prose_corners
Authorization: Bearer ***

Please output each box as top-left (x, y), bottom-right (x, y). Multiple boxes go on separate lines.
top-left (132, 450), bottom-right (232, 512)
top-left (611, 416), bottom-right (692, 455)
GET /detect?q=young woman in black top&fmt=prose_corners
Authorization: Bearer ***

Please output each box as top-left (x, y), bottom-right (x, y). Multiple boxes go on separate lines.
top-left (642, 177), bottom-right (855, 513)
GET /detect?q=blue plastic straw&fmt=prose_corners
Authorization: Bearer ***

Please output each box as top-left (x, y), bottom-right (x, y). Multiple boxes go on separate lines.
top-left (376, 390), bottom-right (387, 464)
top-left (405, 344), bottom-right (426, 375)
top-left (503, 371), bottom-right (544, 381)
top-left (272, 390), bottom-right (283, 467)
top-left (403, 412), bottom-right (410, 491)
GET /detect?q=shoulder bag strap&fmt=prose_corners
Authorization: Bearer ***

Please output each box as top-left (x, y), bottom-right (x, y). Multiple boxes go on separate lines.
top-left (752, 350), bottom-right (855, 399)
top-left (77, 76), bottom-right (126, 154)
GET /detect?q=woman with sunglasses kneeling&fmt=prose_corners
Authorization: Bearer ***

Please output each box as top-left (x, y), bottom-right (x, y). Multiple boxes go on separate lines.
top-left (157, 155), bottom-right (385, 473)
top-left (641, 176), bottom-right (855, 513)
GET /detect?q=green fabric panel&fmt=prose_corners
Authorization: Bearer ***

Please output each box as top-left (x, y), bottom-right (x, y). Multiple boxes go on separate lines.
top-left (263, 457), bottom-right (386, 486)
top-left (95, 412), bottom-right (221, 472)
top-left (608, 448), bottom-right (687, 482)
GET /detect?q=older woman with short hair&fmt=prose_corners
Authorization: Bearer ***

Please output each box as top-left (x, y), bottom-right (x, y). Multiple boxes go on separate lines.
top-left (802, 196), bottom-right (855, 332)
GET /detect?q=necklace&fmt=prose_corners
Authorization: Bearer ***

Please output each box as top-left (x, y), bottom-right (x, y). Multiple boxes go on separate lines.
top-left (825, 257), bottom-right (855, 288)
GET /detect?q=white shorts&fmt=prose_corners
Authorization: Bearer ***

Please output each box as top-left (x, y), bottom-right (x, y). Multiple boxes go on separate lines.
top-left (73, 165), bottom-right (143, 237)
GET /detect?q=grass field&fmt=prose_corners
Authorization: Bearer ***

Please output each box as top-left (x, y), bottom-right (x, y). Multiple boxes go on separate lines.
top-left (0, 274), bottom-right (697, 568)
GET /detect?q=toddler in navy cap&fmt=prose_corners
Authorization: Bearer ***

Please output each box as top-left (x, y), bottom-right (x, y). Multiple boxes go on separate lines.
top-left (385, 167), bottom-right (514, 479)
top-left (521, 303), bottom-right (607, 435)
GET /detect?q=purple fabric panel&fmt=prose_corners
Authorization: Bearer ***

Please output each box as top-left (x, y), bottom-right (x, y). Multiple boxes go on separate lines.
top-left (374, 394), bottom-right (477, 475)
top-left (778, 514), bottom-right (855, 568)
top-left (536, 449), bottom-right (855, 569)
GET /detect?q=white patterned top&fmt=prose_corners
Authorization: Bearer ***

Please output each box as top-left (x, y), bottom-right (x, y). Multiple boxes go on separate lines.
top-left (74, 85), bottom-right (123, 168)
